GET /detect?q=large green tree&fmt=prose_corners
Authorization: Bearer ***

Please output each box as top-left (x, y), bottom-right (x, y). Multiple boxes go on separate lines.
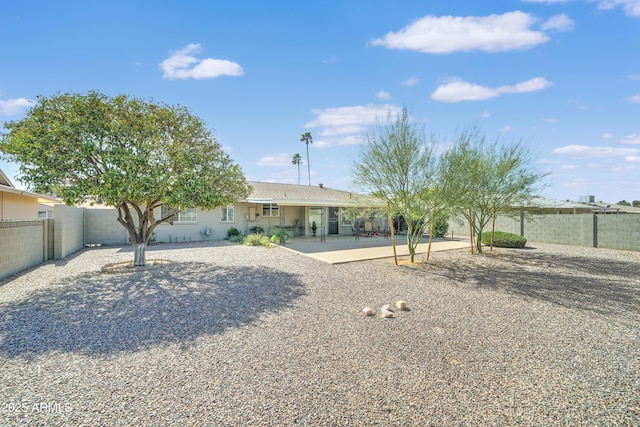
top-left (353, 107), bottom-right (441, 263)
top-left (0, 91), bottom-right (250, 266)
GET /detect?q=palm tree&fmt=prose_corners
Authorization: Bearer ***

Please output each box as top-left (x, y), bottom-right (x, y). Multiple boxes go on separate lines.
top-left (300, 132), bottom-right (313, 185)
top-left (292, 153), bottom-right (302, 185)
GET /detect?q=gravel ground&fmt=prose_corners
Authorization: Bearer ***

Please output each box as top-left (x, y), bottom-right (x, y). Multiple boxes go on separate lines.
top-left (0, 241), bottom-right (638, 426)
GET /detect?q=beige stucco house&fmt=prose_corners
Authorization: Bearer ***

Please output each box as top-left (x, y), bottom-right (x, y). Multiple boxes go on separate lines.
top-left (150, 181), bottom-right (387, 242)
top-left (0, 168), bottom-right (60, 220)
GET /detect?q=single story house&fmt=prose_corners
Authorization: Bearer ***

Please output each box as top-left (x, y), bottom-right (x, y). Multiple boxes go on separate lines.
top-left (150, 181), bottom-right (387, 242)
top-left (0, 168), bottom-right (61, 220)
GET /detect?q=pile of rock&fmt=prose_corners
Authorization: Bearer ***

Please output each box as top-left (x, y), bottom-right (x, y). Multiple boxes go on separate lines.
top-left (362, 300), bottom-right (408, 318)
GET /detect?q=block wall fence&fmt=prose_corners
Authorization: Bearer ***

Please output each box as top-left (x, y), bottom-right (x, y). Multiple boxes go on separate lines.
top-left (449, 213), bottom-right (640, 252)
top-left (2, 208), bottom-right (639, 281)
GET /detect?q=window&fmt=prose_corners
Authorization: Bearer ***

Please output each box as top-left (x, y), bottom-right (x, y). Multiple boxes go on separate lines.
top-left (160, 205), bottom-right (197, 223)
top-left (262, 203), bottom-right (279, 217)
top-left (38, 211), bottom-right (48, 219)
top-left (341, 211), bottom-right (353, 226)
top-left (220, 205), bottom-right (234, 222)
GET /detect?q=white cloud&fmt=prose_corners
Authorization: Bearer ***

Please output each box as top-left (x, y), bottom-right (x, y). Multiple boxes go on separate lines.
top-left (620, 133), bottom-right (640, 144)
top-left (0, 98), bottom-right (33, 116)
top-left (480, 111), bottom-right (491, 118)
top-left (256, 153), bottom-right (292, 166)
top-left (522, 0), bottom-right (570, 3)
top-left (402, 76), bottom-right (419, 87)
top-left (626, 155), bottom-right (640, 163)
top-left (594, 0), bottom-right (640, 17)
top-left (544, 117), bottom-right (559, 123)
top-left (431, 77), bottom-right (552, 102)
top-left (541, 14), bottom-right (575, 31)
top-left (371, 11), bottom-right (550, 54)
top-left (304, 104), bottom-right (402, 147)
top-left (376, 90), bottom-right (391, 100)
top-left (626, 94), bottom-right (640, 103)
top-left (160, 43), bottom-right (244, 80)
top-left (602, 132), bottom-right (614, 139)
top-left (501, 125), bottom-right (514, 132)
top-left (628, 74), bottom-right (640, 80)
top-left (553, 145), bottom-right (640, 157)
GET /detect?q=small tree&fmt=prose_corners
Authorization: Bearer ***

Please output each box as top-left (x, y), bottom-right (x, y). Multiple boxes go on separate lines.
top-left (300, 132), bottom-right (313, 185)
top-left (441, 127), bottom-right (546, 253)
top-left (353, 107), bottom-right (439, 263)
top-left (633, 200), bottom-right (640, 208)
top-left (617, 200), bottom-right (631, 206)
top-left (292, 153), bottom-right (302, 185)
top-left (0, 91), bottom-right (251, 266)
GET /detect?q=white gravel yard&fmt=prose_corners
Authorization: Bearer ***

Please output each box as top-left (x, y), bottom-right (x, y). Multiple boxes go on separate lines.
top-left (0, 241), bottom-right (638, 426)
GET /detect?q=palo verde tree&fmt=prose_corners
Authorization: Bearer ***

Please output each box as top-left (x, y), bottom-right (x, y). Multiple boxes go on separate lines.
top-left (0, 91), bottom-right (250, 266)
top-left (441, 127), bottom-right (546, 253)
top-left (300, 132), bottom-right (313, 185)
top-left (353, 107), bottom-right (440, 263)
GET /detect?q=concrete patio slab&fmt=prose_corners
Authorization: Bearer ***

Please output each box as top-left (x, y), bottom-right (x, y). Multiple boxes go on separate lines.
top-left (280, 235), bottom-right (471, 264)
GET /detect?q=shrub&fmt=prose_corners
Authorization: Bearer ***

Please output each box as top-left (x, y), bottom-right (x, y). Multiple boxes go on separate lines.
top-left (226, 227), bottom-right (241, 238)
top-left (249, 226), bottom-right (264, 235)
top-left (243, 233), bottom-right (272, 247)
top-left (226, 234), bottom-right (244, 243)
top-left (432, 216), bottom-right (449, 238)
top-left (480, 231), bottom-right (527, 248)
top-left (270, 230), bottom-right (288, 245)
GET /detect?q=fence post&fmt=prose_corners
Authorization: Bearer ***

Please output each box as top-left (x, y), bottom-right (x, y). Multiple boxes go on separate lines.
top-left (593, 213), bottom-right (598, 248)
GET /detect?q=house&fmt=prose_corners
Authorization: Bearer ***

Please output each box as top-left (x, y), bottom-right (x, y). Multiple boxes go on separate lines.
top-left (151, 181), bottom-right (387, 242)
top-left (0, 168), bottom-right (61, 220)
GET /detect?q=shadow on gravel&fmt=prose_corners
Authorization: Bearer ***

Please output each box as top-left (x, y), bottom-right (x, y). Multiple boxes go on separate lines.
top-left (0, 262), bottom-right (305, 359)
top-left (425, 250), bottom-right (640, 318)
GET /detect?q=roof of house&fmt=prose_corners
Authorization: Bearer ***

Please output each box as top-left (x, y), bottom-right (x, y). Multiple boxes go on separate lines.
top-left (0, 168), bottom-right (61, 204)
top-left (244, 181), bottom-right (384, 207)
top-left (0, 169), bottom-right (14, 187)
top-left (514, 196), bottom-right (640, 213)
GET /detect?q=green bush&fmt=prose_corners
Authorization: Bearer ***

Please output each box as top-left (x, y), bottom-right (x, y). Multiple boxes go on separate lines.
top-left (269, 230), bottom-right (288, 245)
top-left (249, 226), bottom-right (264, 235)
top-left (243, 233), bottom-right (272, 247)
top-left (480, 231), bottom-right (527, 248)
top-left (226, 227), bottom-right (241, 238)
top-left (226, 234), bottom-right (244, 243)
top-left (432, 216), bottom-right (449, 238)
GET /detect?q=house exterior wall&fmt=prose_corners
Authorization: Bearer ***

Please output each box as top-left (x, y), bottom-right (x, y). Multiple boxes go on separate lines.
top-left (0, 191), bottom-right (38, 220)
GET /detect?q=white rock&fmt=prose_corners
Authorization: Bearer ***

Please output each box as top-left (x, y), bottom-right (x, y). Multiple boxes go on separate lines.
top-left (395, 300), bottom-right (407, 310)
top-left (381, 304), bottom-right (393, 312)
top-left (362, 307), bottom-right (374, 316)
top-left (380, 309), bottom-right (395, 318)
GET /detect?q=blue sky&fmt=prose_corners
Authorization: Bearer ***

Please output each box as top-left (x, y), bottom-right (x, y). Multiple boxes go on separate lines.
top-left (1, 0), bottom-right (639, 203)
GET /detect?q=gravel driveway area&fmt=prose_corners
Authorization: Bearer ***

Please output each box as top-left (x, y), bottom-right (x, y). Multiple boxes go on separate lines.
top-left (1, 241), bottom-right (638, 426)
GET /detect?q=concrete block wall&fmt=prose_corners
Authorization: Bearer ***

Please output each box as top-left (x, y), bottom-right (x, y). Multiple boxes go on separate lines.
top-left (598, 215), bottom-right (640, 251)
top-left (53, 205), bottom-right (85, 259)
top-left (84, 208), bottom-right (129, 246)
top-left (0, 221), bottom-right (44, 281)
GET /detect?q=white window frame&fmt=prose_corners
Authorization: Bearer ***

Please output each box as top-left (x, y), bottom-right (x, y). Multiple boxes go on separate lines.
top-left (220, 205), bottom-right (235, 222)
top-left (161, 205), bottom-right (198, 223)
top-left (262, 203), bottom-right (280, 217)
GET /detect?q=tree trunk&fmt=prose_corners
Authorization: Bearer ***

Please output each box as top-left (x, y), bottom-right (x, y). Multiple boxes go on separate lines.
top-left (133, 241), bottom-right (147, 266)
top-left (306, 144), bottom-right (311, 185)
